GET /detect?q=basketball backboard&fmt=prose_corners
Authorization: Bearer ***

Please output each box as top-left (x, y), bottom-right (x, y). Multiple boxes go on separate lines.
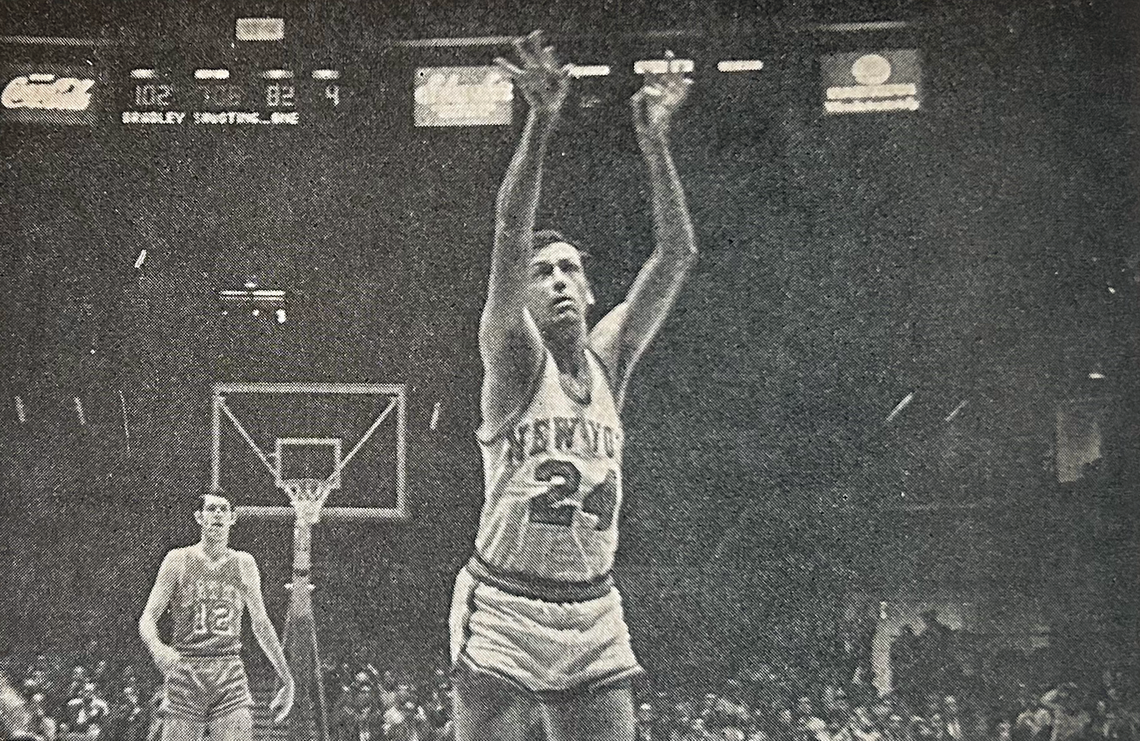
top-left (211, 382), bottom-right (407, 520)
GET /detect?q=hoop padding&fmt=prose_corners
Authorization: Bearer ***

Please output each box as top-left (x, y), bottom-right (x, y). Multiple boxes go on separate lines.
top-left (285, 479), bottom-right (333, 525)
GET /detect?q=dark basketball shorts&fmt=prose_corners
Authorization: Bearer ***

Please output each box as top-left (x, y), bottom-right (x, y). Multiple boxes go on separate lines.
top-left (162, 656), bottom-right (253, 723)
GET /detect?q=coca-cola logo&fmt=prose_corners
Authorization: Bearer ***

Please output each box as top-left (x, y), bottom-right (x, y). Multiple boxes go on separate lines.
top-left (2, 74), bottom-right (95, 111)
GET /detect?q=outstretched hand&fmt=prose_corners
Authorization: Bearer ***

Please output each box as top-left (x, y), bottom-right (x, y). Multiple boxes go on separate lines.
top-left (270, 678), bottom-right (295, 725)
top-left (495, 30), bottom-right (572, 116)
top-left (632, 50), bottom-right (693, 147)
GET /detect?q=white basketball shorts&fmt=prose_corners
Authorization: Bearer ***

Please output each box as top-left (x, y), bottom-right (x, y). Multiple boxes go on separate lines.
top-left (448, 565), bottom-right (643, 695)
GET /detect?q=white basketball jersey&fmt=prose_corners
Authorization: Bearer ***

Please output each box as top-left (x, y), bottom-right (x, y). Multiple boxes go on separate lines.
top-left (476, 349), bottom-right (623, 583)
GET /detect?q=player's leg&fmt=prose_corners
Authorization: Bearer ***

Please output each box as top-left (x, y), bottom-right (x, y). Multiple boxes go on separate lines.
top-left (162, 662), bottom-right (208, 741)
top-left (205, 706), bottom-right (253, 741)
top-left (542, 682), bottom-right (637, 741)
top-left (204, 658), bottom-right (255, 741)
top-left (161, 716), bottom-right (206, 741)
top-left (452, 662), bottom-right (537, 741)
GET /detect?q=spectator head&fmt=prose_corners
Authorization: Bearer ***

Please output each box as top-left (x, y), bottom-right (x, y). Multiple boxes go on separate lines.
top-left (996, 720), bottom-right (1012, 741)
top-left (80, 681), bottom-right (97, 701)
top-left (797, 697), bottom-right (815, 718)
top-left (636, 702), bottom-right (654, 724)
top-left (779, 708), bottom-right (794, 726)
top-left (943, 696), bottom-right (959, 714)
top-left (0, 675), bottom-right (33, 741)
top-left (381, 671), bottom-right (396, 690)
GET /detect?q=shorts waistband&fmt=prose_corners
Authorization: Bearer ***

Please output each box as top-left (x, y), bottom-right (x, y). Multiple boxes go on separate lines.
top-left (175, 652), bottom-right (243, 660)
top-left (466, 555), bottom-right (614, 603)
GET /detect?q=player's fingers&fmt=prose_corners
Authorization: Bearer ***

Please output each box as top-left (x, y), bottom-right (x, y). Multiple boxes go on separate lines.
top-left (516, 30), bottom-right (543, 64)
top-left (512, 36), bottom-right (536, 66)
top-left (630, 90), bottom-right (650, 127)
top-left (525, 29), bottom-right (546, 56)
top-left (539, 44), bottom-right (559, 70)
top-left (630, 87), bottom-right (644, 112)
top-left (494, 57), bottom-right (525, 78)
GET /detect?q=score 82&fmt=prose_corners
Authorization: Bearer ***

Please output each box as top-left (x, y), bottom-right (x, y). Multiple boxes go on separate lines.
top-left (265, 84), bottom-right (295, 107)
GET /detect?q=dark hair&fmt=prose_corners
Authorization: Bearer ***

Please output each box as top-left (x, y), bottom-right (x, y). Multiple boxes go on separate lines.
top-left (198, 487), bottom-right (230, 507)
top-left (533, 229), bottom-right (589, 259)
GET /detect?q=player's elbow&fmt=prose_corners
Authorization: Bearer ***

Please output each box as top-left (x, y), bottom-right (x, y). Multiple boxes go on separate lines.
top-left (137, 613), bottom-right (153, 640)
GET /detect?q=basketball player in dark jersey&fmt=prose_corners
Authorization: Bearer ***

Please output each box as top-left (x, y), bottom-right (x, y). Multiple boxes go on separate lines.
top-left (139, 492), bottom-right (294, 741)
top-left (448, 31), bottom-right (695, 741)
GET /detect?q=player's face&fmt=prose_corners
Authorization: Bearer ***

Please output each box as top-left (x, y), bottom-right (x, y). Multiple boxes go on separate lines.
top-left (195, 494), bottom-right (237, 542)
top-left (526, 242), bottom-right (593, 335)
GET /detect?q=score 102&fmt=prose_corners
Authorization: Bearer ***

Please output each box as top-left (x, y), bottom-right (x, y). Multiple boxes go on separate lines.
top-left (131, 81), bottom-right (342, 109)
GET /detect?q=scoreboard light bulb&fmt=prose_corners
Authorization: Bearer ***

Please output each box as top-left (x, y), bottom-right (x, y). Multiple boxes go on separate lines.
top-left (717, 60), bottom-right (764, 72)
top-left (194, 68), bottom-right (231, 81)
top-left (569, 65), bottom-right (611, 78)
top-left (236, 17), bottom-right (285, 42)
top-left (252, 309), bottom-right (261, 317)
top-left (634, 58), bottom-right (695, 75)
top-left (312, 69), bottom-right (341, 80)
top-left (244, 279), bottom-right (258, 289)
top-left (275, 308), bottom-right (287, 324)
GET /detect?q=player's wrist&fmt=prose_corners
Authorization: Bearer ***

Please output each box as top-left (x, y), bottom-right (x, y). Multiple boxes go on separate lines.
top-left (528, 106), bottom-right (562, 128)
top-left (637, 131), bottom-right (670, 153)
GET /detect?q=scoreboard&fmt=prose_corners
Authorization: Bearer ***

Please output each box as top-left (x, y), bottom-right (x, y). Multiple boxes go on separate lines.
top-left (121, 67), bottom-right (345, 127)
top-left (0, 53), bottom-right (521, 129)
top-left (0, 58), bottom-right (351, 128)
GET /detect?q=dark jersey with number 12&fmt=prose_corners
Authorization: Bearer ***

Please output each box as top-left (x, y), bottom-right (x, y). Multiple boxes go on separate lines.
top-left (475, 348), bottom-right (623, 584)
top-left (170, 546), bottom-right (245, 657)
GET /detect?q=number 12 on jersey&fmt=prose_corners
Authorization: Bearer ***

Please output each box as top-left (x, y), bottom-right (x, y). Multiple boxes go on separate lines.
top-left (192, 603), bottom-right (237, 636)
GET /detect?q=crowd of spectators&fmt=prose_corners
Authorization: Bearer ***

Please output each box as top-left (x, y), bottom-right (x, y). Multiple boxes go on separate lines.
top-left (2, 650), bottom-right (151, 741)
top-left (325, 663), bottom-right (453, 741)
top-left (4, 615), bottom-right (1137, 741)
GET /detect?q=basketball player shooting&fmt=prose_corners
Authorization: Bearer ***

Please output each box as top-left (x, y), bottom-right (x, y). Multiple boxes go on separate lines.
top-left (139, 491), bottom-right (295, 741)
top-left (449, 31), bottom-right (695, 741)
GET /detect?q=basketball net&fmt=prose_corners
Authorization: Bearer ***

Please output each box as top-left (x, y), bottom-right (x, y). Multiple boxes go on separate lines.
top-left (284, 478), bottom-right (333, 526)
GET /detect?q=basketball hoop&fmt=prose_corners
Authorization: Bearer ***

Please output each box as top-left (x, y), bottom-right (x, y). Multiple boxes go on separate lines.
top-left (284, 479), bottom-right (333, 526)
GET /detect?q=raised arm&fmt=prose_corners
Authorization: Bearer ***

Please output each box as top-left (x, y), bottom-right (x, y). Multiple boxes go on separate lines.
top-left (480, 31), bottom-right (571, 431)
top-left (138, 550), bottom-right (183, 676)
top-left (238, 553), bottom-right (294, 724)
top-left (592, 53), bottom-right (697, 405)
